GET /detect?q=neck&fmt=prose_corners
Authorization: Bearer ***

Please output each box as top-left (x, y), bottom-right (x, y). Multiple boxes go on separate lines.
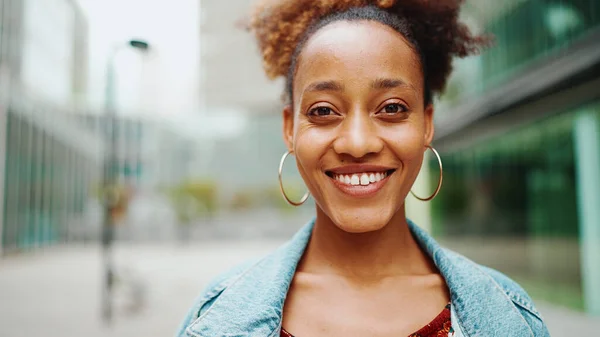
top-left (299, 205), bottom-right (436, 280)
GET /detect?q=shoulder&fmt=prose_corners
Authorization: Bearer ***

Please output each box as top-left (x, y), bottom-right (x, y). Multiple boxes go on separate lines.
top-left (478, 265), bottom-right (539, 315)
top-left (441, 248), bottom-right (549, 336)
top-left (478, 265), bottom-right (550, 335)
top-left (175, 257), bottom-right (260, 337)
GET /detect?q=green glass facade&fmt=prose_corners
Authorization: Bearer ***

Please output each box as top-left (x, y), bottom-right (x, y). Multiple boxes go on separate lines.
top-left (431, 107), bottom-right (597, 310)
top-left (442, 0), bottom-right (600, 105)
top-left (481, 0), bottom-right (600, 90)
top-left (2, 110), bottom-right (98, 252)
top-left (0, 0), bottom-right (99, 254)
top-left (433, 0), bottom-right (600, 314)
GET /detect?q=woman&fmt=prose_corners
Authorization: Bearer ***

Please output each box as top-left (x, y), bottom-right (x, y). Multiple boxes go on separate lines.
top-left (178, 0), bottom-right (550, 336)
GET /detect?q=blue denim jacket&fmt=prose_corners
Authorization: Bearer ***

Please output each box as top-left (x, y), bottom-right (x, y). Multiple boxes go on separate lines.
top-left (177, 219), bottom-right (550, 337)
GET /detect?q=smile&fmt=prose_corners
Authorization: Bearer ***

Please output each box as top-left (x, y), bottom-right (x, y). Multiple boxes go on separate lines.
top-left (332, 171), bottom-right (389, 186)
top-left (325, 166), bottom-right (396, 198)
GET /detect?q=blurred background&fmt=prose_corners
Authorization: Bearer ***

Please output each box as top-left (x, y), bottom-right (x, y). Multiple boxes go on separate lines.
top-left (0, 0), bottom-right (598, 336)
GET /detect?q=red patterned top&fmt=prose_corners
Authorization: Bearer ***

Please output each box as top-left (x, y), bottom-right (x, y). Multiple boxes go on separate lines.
top-left (281, 303), bottom-right (453, 337)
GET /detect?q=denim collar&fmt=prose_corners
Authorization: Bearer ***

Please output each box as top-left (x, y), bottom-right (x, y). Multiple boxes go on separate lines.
top-left (187, 218), bottom-right (534, 337)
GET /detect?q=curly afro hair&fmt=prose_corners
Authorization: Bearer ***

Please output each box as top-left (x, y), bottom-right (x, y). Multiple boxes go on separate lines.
top-left (247, 0), bottom-right (490, 105)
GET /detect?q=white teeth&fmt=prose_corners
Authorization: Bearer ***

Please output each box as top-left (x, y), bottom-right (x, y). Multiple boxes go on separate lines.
top-left (333, 171), bottom-right (390, 186)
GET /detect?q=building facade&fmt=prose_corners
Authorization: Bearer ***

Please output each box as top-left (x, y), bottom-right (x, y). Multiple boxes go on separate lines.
top-left (0, 0), bottom-right (103, 254)
top-left (78, 113), bottom-right (196, 192)
top-left (431, 0), bottom-right (600, 315)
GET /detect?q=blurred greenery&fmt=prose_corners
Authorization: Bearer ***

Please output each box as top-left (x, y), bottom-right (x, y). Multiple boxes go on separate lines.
top-left (515, 276), bottom-right (585, 311)
top-left (229, 189), bottom-right (256, 210)
top-left (262, 184), bottom-right (306, 212)
top-left (92, 183), bottom-right (133, 222)
top-left (229, 183), bottom-right (306, 213)
top-left (167, 179), bottom-right (218, 226)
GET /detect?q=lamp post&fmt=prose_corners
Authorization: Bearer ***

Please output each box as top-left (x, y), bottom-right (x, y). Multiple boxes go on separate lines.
top-left (102, 39), bottom-right (149, 324)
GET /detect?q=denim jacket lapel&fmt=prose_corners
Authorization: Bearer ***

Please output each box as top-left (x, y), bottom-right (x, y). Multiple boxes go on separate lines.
top-left (407, 220), bottom-right (534, 337)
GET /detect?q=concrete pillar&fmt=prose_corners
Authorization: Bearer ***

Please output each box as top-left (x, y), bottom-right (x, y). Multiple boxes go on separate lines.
top-left (573, 105), bottom-right (600, 316)
top-left (0, 95), bottom-right (6, 251)
top-left (0, 65), bottom-right (10, 252)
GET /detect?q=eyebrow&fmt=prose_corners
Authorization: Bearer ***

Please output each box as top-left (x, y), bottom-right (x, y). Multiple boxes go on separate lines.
top-left (305, 80), bottom-right (344, 93)
top-left (303, 78), bottom-right (415, 93)
top-left (371, 78), bottom-right (412, 90)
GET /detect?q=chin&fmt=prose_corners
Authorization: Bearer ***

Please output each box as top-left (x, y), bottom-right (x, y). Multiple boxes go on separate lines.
top-left (329, 207), bottom-right (395, 234)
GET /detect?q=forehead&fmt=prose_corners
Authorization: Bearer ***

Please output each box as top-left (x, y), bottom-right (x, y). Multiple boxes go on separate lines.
top-left (294, 20), bottom-right (423, 95)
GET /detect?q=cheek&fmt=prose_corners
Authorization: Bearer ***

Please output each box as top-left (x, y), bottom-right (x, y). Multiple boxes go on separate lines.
top-left (293, 121), bottom-right (332, 171)
top-left (382, 124), bottom-right (425, 164)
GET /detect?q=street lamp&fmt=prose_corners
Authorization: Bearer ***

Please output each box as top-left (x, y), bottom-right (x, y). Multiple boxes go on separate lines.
top-left (129, 39), bottom-right (149, 50)
top-left (102, 38), bottom-right (150, 324)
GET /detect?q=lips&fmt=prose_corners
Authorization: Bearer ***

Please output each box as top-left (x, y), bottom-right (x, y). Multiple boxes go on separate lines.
top-left (326, 164), bottom-right (396, 175)
top-left (325, 164), bottom-right (396, 197)
top-left (330, 171), bottom-right (390, 186)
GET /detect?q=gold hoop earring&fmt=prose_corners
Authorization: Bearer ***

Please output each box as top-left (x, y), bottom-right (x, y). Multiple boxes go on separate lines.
top-left (278, 151), bottom-right (310, 206)
top-left (410, 145), bottom-right (443, 202)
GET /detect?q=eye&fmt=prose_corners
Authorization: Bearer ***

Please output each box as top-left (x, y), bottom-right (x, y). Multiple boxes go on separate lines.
top-left (379, 103), bottom-right (408, 114)
top-left (308, 106), bottom-right (337, 117)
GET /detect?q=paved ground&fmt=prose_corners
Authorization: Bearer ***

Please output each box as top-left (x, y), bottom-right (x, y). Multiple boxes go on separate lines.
top-left (0, 242), bottom-right (597, 337)
top-left (0, 242), bottom-right (280, 337)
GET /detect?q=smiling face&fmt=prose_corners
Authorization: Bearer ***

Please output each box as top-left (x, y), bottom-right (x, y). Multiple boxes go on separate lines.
top-left (283, 20), bottom-right (434, 233)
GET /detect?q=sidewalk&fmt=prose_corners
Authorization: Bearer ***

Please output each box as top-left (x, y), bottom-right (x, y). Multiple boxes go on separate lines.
top-left (0, 243), bottom-right (597, 337)
top-left (0, 242), bottom-right (280, 337)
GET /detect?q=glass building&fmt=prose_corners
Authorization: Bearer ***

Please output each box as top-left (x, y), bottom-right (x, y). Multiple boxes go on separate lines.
top-left (0, 0), bottom-right (102, 254)
top-left (430, 0), bottom-right (600, 315)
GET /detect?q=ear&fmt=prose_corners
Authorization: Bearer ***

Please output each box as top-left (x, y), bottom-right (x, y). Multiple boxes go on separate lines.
top-left (282, 104), bottom-right (294, 152)
top-left (423, 103), bottom-right (435, 146)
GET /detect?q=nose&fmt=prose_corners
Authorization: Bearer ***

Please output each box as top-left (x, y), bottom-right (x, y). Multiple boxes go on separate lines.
top-left (332, 110), bottom-right (384, 159)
